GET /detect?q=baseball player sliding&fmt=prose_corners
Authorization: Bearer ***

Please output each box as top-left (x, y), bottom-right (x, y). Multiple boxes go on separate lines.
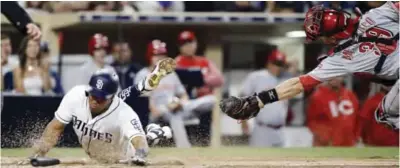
top-left (31, 58), bottom-right (176, 166)
top-left (220, 2), bottom-right (399, 130)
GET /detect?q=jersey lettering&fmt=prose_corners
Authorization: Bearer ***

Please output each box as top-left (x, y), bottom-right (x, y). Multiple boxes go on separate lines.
top-left (119, 86), bottom-right (132, 101)
top-left (328, 100), bottom-right (354, 117)
top-left (358, 27), bottom-right (394, 55)
top-left (72, 115), bottom-right (113, 143)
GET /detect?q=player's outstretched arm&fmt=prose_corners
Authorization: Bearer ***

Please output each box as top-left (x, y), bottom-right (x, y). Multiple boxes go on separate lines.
top-left (220, 77), bottom-right (304, 120)
top-left (128, 136), bottom-right (149, 166)
top-left (32, 118), bottom-right (66, 157)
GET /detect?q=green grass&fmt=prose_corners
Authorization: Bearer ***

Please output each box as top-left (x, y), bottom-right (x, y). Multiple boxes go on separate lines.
top-left (2, 147), bottom-right (399, 159)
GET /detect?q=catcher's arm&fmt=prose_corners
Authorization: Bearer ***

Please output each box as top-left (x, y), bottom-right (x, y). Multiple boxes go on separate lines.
top-left (32, 118), bottom-right (65, 157)
top-left (220, 75), bottom-right (320, 120)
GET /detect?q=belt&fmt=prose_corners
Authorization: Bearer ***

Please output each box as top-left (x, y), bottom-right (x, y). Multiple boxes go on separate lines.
top-left (256, 122), bottom-right (283, 129)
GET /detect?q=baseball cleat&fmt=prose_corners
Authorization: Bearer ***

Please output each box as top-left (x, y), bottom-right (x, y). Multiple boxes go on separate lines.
top-left (147, 58), bottom-right (176, 90)
top-left (138, 58), bottom-right (176, 92)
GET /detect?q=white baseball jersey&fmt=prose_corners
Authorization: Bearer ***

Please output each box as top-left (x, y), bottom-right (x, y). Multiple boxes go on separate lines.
top-left (135, 68), bottom-right (186, 114)
top-left (302, 2), bottom-right (399, 88)
top-left (241, 70), bottom-right (288, 126)
top-left (54, 85), bottom-right (145, 162)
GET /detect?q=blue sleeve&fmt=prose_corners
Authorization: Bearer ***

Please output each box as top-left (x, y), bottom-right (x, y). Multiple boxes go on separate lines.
top-left (118, 85), bottom-right (150, 128)
top-left (118, 86), bottom-right (141, 102)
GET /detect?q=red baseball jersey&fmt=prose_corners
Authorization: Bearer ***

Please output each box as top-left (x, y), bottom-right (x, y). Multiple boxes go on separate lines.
top-left (358, 92), bottom-right (399, 146)
top-left (307, 85), bottom-right (359, 146)
top-left (175, 55), bottom-right (224, 97)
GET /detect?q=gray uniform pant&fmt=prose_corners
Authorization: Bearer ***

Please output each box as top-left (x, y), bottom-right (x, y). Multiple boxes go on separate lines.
top-left (250, 123), bottom-right (284, 147)
top-left (382, 80), bottom-right (399, 116)
top-left (378, 79), bottom-right (399, 128)
top-left (162, 95), bottom-right (216, 148)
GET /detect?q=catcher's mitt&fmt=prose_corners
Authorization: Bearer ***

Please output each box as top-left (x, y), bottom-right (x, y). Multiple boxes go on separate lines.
top-left (219, 94), bottom-right (260, 120)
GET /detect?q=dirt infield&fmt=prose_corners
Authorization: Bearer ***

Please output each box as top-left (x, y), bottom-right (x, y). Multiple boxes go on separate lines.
top-left (1, 147), bottom-right (399, 167)
top-left (2, 156), bottom-right (398, 168)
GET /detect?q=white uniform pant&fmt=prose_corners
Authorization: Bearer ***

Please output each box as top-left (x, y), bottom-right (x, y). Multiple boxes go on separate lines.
top-left (162, 95), bottom-right (216, 148)
top-left (250, 123), bottom-right (284, 147)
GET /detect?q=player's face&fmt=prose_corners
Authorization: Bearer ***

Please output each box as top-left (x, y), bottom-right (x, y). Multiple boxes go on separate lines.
top-left (93, 49), bottom-right (106, 65)
top-left (88, 95), bottom-right (113, 113)
top-left (180, 41), bottom-right (197, 56)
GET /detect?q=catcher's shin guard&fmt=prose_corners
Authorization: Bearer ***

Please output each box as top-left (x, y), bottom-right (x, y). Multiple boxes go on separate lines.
top-left (374, 101), bottom-right (399, 130)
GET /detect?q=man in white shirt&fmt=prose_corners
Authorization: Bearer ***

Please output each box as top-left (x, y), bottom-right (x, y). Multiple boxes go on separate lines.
top-left (32, 58), bottom-right (176, 165)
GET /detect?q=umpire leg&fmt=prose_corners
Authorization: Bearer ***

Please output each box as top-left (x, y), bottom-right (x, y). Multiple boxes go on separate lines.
top-left (375, 80), bottom-right (399, 129)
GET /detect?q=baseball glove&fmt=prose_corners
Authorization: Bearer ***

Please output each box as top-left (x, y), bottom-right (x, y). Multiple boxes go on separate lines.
top-left (219, 94), bottom-right (261, 120)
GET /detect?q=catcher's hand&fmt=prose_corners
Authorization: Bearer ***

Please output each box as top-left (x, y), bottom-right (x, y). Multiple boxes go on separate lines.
top-left (219, 94), bottom-right (261, 120)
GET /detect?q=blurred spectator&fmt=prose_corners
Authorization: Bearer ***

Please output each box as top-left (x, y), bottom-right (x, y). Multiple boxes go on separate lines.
top-left (268, 1), bottom-right (311, 13)
top-left (1, 34), bottom-right (17, 91)
top-left (44, 2), bottom-right (89, 13)
top-left (240, 49), bottom-right (289, 147)
top-left (320, 2), bottom-right (356, 12)
top-left (307, 77), bottom-right (359, 146)
top-left (25, 1), bottom-right (48, 13)
top-left (78, 33), bottom-right (117, 85)
top-left (13, 37), bottom-right (51, 95)
top-left (136, 40), bottom-right (215, 148)
top-left (214, 1), bottom-right (266, 12)
top-left (40, 42), bottom-right (64, 95)
top-left (135, 1), bottom-right (184, 12)
top-left (356, 1), bottom-right (385, 14)
top-left (88, 1), bottom-right (118, 11)
top-left (358, 85), bottom-right (399, 146)
top-left (118, 1), bottom-right (138, 14)
top-left (111, 42), bottom-right (142, 89)
top-left (175, 30), bottom-right (224, 98)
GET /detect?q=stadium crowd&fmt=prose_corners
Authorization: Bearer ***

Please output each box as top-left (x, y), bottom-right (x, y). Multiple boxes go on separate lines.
top-left (19, 1), bottom-right (384, 14)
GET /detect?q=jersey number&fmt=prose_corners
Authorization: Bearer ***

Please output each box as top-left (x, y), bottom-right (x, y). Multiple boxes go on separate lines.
top-left (358, 27), bottom-right (393, 55)
top-left (329, 100), bottom-right (354, 118)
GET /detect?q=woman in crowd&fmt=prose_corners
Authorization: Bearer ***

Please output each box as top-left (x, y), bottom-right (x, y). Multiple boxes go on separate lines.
top-left (13, 37), bottom-right (51, 95)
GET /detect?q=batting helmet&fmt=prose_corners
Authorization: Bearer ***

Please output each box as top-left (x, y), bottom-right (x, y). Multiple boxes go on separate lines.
top-left (267, 49), bottom-right (287, 67)
top-left (86, 68), bottom-right (119, 100)
top-left (178, 30), bottom-right (196, 46)
top-left (88, 33), bottom-right (109, 55)
top-left (146, 39), bottom-right (167, 63)
top-left (304, 5), bottom-right (357, 42)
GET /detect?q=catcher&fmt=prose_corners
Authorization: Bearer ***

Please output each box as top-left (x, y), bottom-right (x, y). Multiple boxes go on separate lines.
top-left (220, 2), bottom-right (399, 129)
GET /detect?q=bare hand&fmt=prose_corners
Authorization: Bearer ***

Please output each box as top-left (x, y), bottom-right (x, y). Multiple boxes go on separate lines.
top-left (26, 23), bottom-right (42, 41)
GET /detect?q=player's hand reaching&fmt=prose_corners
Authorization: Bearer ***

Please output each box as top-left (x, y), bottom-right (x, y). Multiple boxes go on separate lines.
top-left (120, 149), bottom-right (148, 166)
top-left (219, 94), bottom-right (261, 120)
